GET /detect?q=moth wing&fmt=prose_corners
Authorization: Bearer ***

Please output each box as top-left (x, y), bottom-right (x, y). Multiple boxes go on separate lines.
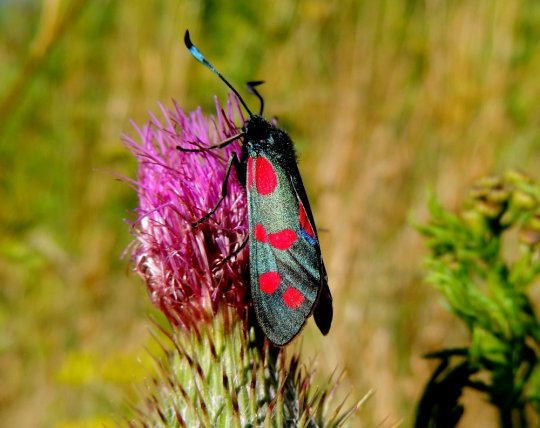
top-left (290, 174), bottom-right (333, 336)
top-left (248, 154), bottom-right (332, 345)
top-left (249, 229), bottom-right (317, 345)
top-left (313, 264), bottom-right (333, 335)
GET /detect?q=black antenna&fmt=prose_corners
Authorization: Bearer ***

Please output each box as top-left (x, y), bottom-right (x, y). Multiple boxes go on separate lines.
top-left (184, 30), bottom-right (253, 116)
top-left (246, 81), bottom-right (265, 115)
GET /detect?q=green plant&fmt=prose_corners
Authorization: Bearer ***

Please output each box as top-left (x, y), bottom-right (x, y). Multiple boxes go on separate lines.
top-left (415, 170), bottom-right (540, 427)
top-left (129, 307), bottom-right (360, 427)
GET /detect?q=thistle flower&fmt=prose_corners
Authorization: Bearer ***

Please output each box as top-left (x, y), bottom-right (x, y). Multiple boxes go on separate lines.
top-left (124, 96), bottom-right (361, 426)
top-left (125, 95), bottom-right (249, 323)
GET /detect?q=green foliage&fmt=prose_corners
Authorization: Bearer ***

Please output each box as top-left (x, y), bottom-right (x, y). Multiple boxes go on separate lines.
top-left (416, 170), bottom-right (540, 427)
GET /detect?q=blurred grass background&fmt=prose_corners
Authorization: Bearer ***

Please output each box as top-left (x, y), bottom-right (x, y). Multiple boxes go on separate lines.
top-left (2, 0), bottom-right (540, 426)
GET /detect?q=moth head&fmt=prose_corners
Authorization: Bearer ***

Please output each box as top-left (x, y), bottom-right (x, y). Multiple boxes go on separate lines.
top-left (243, 115), bottom-right (274, 142)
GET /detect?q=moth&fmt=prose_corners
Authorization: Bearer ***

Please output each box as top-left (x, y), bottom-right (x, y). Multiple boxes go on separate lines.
top-left (182, 30), bottom-right (332, 345)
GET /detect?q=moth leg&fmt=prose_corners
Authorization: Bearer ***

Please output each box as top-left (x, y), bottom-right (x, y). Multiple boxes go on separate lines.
top-left (176, 132), bottom-right (243, 153)
top-left (221, 236), bottom-right (249, 264)
top-left (192, 152), bottom-right (242, 227)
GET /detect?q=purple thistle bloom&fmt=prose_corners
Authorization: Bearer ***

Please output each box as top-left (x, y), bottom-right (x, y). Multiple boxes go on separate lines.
top-left (125, 95), bottom-right (249, 322)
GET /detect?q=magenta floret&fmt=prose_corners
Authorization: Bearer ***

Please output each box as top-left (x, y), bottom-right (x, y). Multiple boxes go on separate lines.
top-left (125, 96), bottom-right (249, 319)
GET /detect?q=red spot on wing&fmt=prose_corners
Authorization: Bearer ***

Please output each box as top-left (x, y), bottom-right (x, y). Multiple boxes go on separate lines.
top-left (247, 156), bottom-right (254, 189)
top-left (254, 224), bottom-right (267, 242)
top-left (283, 287), bottom-right (305, 309)
top-left (299, 202), bottom-right (316, 240)
top-left (255, 156), bottom-right (277, 195)
top-left (268, 229), bottom-right (297, 250)
top-left (259, 271), bottom-right (281, 294)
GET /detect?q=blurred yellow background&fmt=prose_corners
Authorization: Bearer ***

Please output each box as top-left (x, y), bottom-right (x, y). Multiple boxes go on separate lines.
top-left (2, 0), bottom-right (540, 426)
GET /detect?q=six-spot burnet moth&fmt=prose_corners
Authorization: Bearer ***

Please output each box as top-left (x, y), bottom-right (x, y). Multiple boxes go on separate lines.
top-left (181, 30), bottom-right (333, 346)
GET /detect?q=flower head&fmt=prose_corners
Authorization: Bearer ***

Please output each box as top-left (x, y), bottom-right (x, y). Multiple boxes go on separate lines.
top-left (125, 95), bottom-right (249, 321)
top-left (125, 94), bottom-right (362, 428)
